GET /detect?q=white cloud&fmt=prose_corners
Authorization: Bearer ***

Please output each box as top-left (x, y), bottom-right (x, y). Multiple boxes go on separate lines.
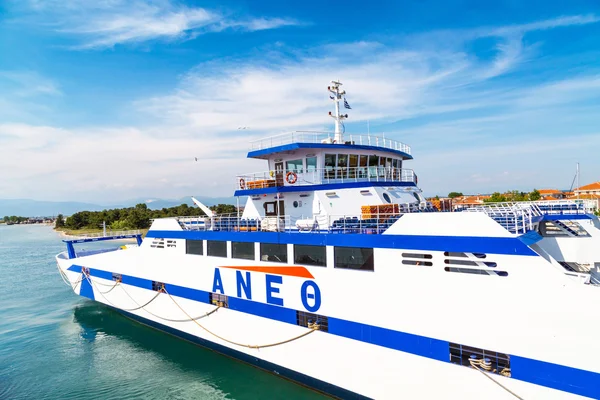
top-left (19, 0), bottom-right (301, 49)
top-left (2, 14), bottom-right (600, 202)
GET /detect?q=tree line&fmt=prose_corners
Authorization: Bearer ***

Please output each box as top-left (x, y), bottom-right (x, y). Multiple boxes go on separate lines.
top-left (59, 203), bottom-right (237, 230)
top-left (3, 216), bottom-right (29, 223)
top-left (446, 190), bottom-right (542, 202)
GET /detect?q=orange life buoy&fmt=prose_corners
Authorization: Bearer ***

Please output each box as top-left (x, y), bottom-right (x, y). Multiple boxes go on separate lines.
top-left (239, 178), bottom-right (246, 189)
top-left (286, 171), bottom-right (298, 184)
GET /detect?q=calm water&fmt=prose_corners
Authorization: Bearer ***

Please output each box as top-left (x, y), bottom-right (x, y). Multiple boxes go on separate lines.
top-left (0, 225), bottom-right (326, 400)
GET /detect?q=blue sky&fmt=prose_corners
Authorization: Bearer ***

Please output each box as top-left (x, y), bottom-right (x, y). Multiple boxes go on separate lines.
top-left (1, 0), bottom-right (600, 202)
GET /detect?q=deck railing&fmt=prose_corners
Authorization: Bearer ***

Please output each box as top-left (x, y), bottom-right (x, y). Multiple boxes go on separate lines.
top-left (176, 208), bottom-right (438, 234)
top-left (249, 131), bottom-right (412, 155)
top-left (464, 199), bottom-right (597, 234)
top-left (236, 167), bottom-right (416, 190)
top-left (64, 229), bottom-right (142, 239)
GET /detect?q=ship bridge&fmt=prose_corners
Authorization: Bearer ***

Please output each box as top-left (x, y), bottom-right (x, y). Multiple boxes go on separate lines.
top-left (235, 131), bottom-right (416, 196)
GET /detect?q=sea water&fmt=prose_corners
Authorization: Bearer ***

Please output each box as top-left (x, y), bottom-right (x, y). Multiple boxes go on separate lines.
top-left (0, 225), bottom-right (326, 400)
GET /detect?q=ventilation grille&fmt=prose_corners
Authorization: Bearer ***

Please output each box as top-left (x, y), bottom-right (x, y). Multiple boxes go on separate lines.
top-left (151, 238), bottom-right (165, 248)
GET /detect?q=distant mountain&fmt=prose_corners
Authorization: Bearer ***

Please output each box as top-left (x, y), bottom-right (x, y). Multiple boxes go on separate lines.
top-left (0, 196), bottom-right (238, 217)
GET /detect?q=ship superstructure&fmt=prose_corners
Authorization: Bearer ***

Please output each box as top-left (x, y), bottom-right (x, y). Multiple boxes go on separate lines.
top-left (57, 81), bottom-right (600, 399)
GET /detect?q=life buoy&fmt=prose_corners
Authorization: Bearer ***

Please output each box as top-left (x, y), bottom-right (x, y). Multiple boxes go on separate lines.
top-left (239, 178), bottom-right (246, 189)
top-left (286, 171), bottom-right (298, 184)
top-left (269, 170), bottom-right (275, 178)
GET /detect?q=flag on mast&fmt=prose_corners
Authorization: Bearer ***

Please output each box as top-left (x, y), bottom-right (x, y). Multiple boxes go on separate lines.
top-left (343, 98), bottom-right (352, 109)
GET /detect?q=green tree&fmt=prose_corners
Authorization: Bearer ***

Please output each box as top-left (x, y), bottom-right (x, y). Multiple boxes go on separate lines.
top-left (484, 192), bottom-right (507, 203)
top-left (529, 189), bottom-right (541, 201)
top-left (210, 204), bottom-right (237, 214)
top-left (55, 214), bottom-right (65, 228)
top-left (448, 192), bottom-right (463, 199)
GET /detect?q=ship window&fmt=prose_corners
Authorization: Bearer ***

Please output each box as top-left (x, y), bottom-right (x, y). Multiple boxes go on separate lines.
top-left (294, 244), bottom-right (326, 267)
top-left (296, 311), bottom-right (329, 332)
top-left (444, 259), bottom-right (478, 266)
top-left (324, 154), bottom-right (336, 179)
top-left (402, 260), bottom-right (433, 266)
top-left (336, 154), bottom-right (348, 179)
top-left (334, 247), bottom-right (374, 271)
top-left (260, 243), bottom-right (287, 263)
top-left (207, 240), bottom-right (227, 258)
top-left (186, 240), bottom-right (204, 255)
top-left (402, 253), bottom-right (433, 259)
top-left (368, 155), bottom-right (379, 178)
top-left (383, 193), bottom-right (392, 203)
top-left (232, 241), bottom-right (254, 260)
top-left (359, 155), bottom-right (368, 166)
top-left (444, 251), bottom-right (466, 257)
top-left (286, 159), bottom-right (303, 173)
top-left (306, 156), bottom-right (317, 173)
top-left (444, 267), bottom-right (508, 277)
top-left (209, 292), bottom-right (229, 308)
top-left (450, 342), bottom-right (511, 377)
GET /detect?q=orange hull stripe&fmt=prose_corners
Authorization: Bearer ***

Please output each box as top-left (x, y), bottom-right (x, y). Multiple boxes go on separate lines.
top-left (220, 266), bottom-right (314, 279)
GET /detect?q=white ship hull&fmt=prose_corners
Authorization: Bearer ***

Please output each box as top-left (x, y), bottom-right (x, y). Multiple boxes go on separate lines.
top-left (56, 212), bottom-right (600, 399)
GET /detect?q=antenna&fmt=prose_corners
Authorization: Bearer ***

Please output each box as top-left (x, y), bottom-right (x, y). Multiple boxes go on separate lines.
top-left (327, 81), bottom-right (349, 143)
top-left (577, 162), bottom-right (580, 200)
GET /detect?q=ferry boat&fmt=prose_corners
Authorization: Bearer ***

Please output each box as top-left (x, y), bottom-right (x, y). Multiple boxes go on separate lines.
top-left (56, 81), bottom-right (600, 399)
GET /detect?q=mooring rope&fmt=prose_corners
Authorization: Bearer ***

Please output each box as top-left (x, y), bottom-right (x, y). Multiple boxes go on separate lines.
top-left (86, 275), bottom-right (161, 312)
top-left (164, 288), bottom-right (320, 349)
top-left (56, 263), bottom-right (84, 289)
top-left (80, 275), bottom-right (320, 349)
top-left (469, 359), bottom-right (523, 400)
top-left (118, 283), bottom-right (220, 322)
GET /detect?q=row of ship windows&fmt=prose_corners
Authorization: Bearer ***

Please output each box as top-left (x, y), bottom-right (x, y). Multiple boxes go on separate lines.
top-left (182, 241), bottom-right (508, 276)
top-left (186, 240), bottom-right (374, 271)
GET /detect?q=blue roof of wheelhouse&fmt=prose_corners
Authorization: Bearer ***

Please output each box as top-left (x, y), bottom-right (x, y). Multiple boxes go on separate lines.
top-left (247, 143), bottom-right (414, 160)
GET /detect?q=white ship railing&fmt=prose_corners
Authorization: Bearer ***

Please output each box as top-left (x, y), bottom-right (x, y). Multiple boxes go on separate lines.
top-left (249, 131), bottom-right (412, 155)
top-left (464, 202), bottom-right (542, 234)
top-left (464, 199), bottom-right (596, 234)
top-left (531, 199), bottom-right (596, 214)
top-left (236, 167), bottom-right (416, 190)
top-left (64, 229), bottom-right (142, 239)
top-left (176, 208), bottom-right (436, 234)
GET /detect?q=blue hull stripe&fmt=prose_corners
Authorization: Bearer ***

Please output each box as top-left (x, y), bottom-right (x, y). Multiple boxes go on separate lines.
top-left (235, 181), bottom-right (416, 196)
top-left (146, 230), bottom-right (538, 256)
top-left (66, 264), bottom-right (600, 398)
top-left (247, 142), bottom-right (412, 160)
top-left (111, 306), bottom-right (368, 400)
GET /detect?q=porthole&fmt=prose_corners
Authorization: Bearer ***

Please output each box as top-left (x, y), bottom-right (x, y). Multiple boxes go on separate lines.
top-left (383, 192), bottom-right (392, 203)
top-left (293, 201), bottom-right (299, 208)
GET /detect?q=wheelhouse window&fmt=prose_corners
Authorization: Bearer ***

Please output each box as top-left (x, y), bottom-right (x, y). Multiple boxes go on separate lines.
top-left (306, 156), bottom-right (317, 173)
top-left (294, 244), bottom-right (326, 267)
top-left (232, 241), bottom-right (254, 260)
top-left (368, 155), bottom-right (379, 178)
top-left (207, 240), bottom-right (227, 258)
top-left (186, 240), bottom-right (203, 255)
top-left (336, 154), bottom-right (348, 179)
top-left (324, 154), bottom-right (336, 179)
top-left (334, 247), bottom-right (374, 271)
top-left (260, 243), bottom-right (288, 263)
top-left (285, 159), bottom-right (303, 173)
top-left (359, 155), bottom-right (368, 178)
top-left (349, 154), bottom-right (358, 179)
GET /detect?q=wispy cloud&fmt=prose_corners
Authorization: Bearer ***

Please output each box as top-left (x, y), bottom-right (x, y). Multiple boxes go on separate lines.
top-left (2, 14), bottom-right (600, 201)
top-left (19, 0), bottom-right (301, 49)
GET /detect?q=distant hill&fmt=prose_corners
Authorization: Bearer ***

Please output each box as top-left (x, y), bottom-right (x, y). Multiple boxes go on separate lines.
top-left (0, 196), bottom-right (237, 217)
